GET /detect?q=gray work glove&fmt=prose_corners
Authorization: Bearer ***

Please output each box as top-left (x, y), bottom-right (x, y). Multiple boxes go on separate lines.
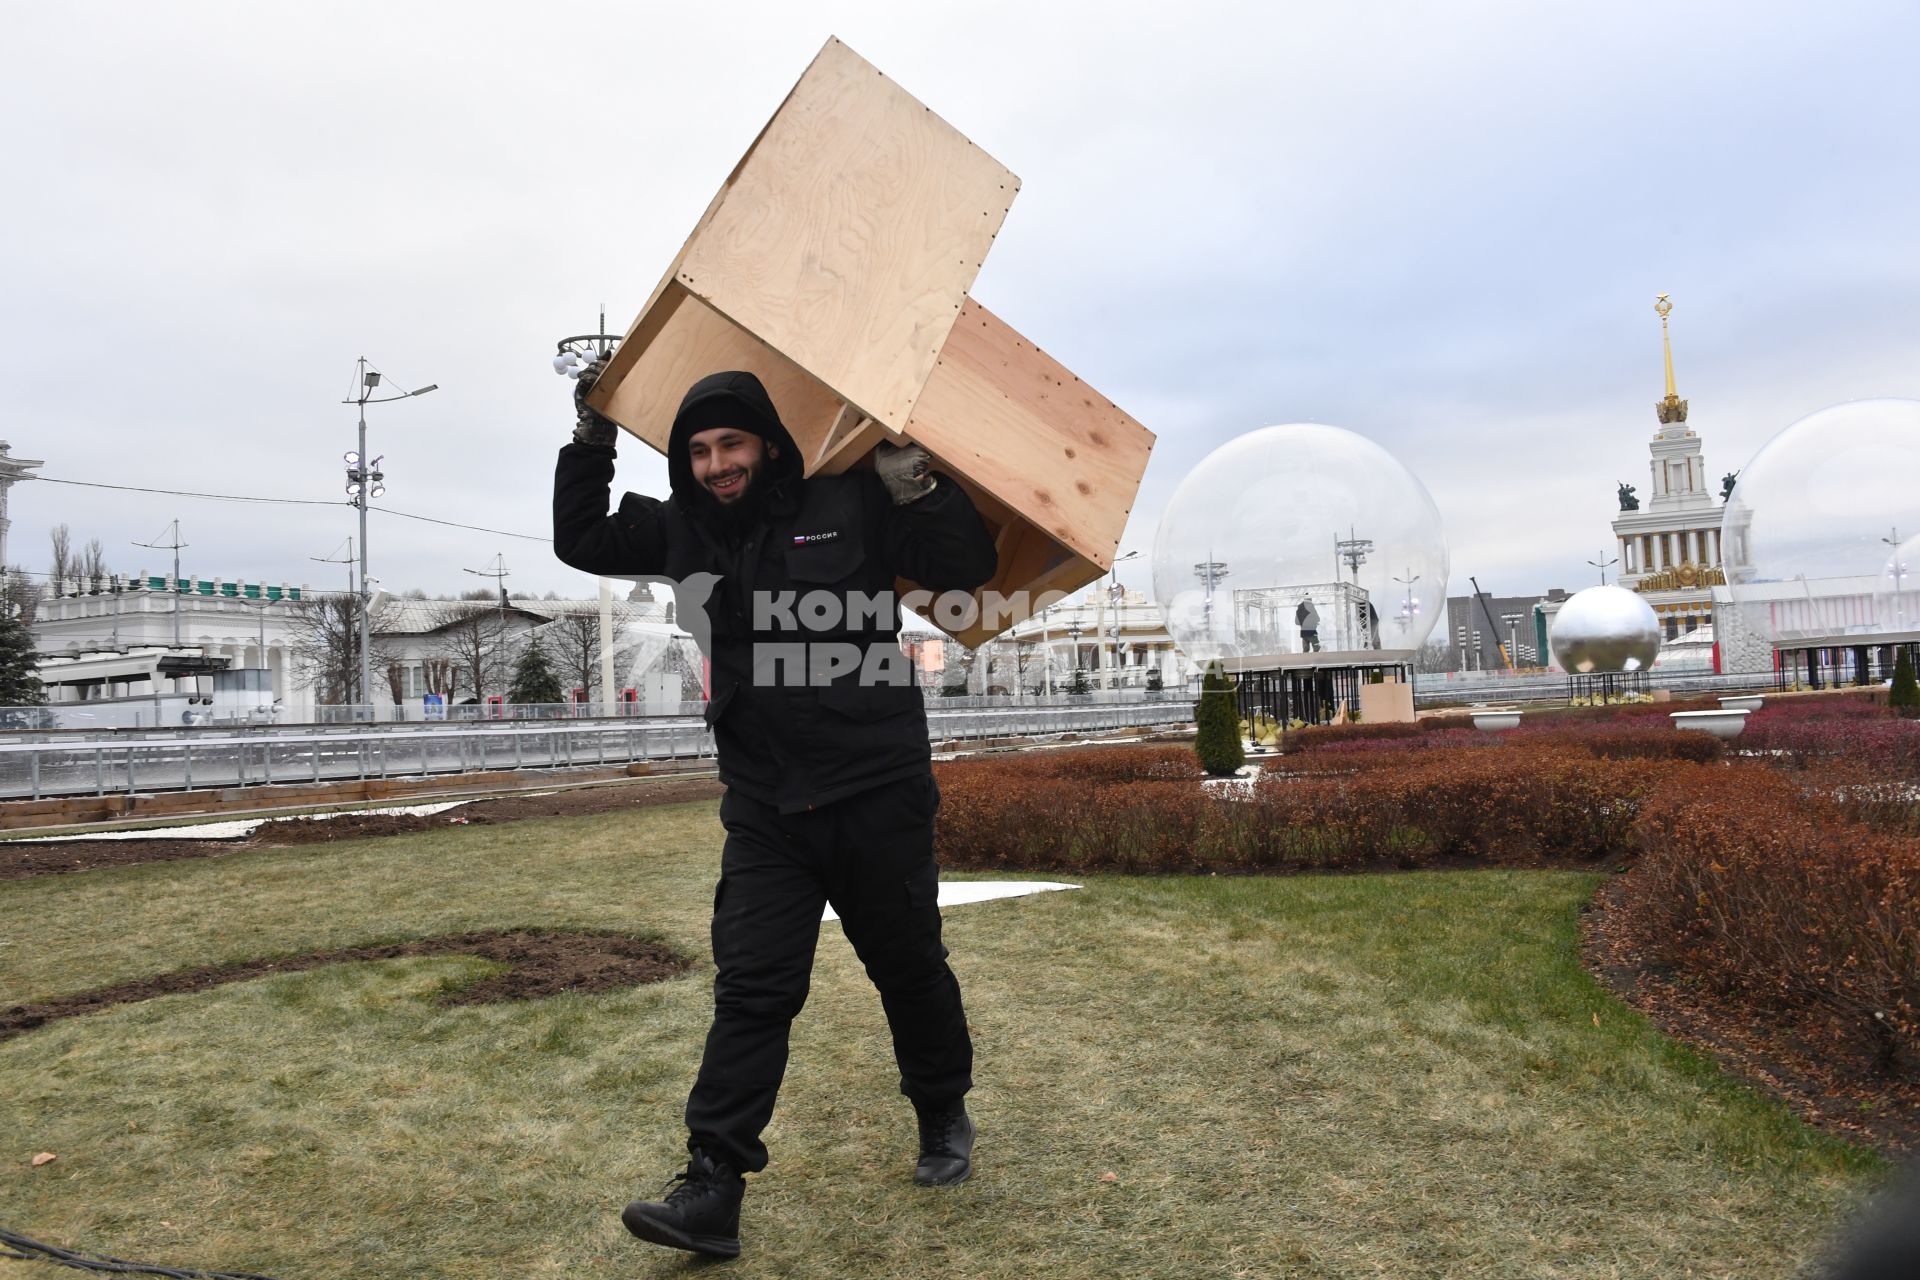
top-left (875, 440), bottom-right (936, 504)
top-left (571, 354), bottom-right (618, 447)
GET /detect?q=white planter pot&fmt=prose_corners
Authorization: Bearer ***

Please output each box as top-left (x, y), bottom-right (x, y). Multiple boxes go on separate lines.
top-left (1472, 711), bottom-right (1522, 731)
top-left (1718, 695), bottom-right (1765, 712)
top-left (1671, 708), bottom-right (1750, 738)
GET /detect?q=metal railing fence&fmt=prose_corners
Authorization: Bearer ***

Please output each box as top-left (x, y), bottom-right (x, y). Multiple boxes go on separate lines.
top-left (0, 701), bottom-right (1195, 801)
top-left (1410, 668), bottom-right (1778, 707)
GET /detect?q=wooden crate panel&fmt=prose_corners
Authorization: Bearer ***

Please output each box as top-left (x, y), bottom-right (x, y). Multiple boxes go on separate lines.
top-left (595, 289), bottom-right (849, 468)
top-left (893, 471), bottom-right (1103, 650)
top-left (905, 297), bottom-right (1154, 568)
top-left (672, 37), bottom-right (1017, 433)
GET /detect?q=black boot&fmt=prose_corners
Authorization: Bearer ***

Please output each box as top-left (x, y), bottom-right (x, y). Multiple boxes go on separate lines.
top-left (621, 1150), bottom-right (745, 1258)
top-left (913, 1099), bottom-right (975, 1187)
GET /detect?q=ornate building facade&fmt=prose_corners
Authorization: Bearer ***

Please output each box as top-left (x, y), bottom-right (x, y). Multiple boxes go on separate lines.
top-left (1610, 296), bottom-right (1729, 640)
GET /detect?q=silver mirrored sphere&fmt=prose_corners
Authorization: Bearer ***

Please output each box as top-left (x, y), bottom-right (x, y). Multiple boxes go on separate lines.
top-left (1550, 585), bottom-right (1661, 673)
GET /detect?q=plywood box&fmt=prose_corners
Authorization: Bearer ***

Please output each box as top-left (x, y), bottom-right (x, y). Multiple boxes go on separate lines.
top-left (590, 37), bottom-right (1017, 458)
top-left (588, 36), bottom-right (1154, 647)
top-left (901, 299), bottom-right (1154, 648)
top-left (1357, 680), bottom-right (1417, 725)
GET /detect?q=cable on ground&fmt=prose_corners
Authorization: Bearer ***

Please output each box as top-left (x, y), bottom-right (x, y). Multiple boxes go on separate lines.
top-left (0, 1227), bottom-right (280, 1279)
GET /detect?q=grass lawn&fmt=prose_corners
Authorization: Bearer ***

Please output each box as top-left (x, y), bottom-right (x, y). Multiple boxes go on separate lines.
top-left (0, 799), bottom-right (1887, 1278)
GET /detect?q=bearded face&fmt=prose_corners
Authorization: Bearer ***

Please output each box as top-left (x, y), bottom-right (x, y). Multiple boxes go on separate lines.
top-left (688, 426), bottom-right (776, 505)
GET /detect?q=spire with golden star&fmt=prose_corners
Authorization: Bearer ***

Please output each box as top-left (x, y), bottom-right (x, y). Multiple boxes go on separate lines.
top-left (1654, 293), bottom-right (1688, 425)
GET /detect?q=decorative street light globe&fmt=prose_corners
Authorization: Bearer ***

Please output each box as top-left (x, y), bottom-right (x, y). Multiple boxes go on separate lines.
top-left (1723, 399), bottom-right (1920, 644)
top-left (1150, 424), bottom-right (1448, 666)
top-left (1549, 584), bottom-right (1661, 673)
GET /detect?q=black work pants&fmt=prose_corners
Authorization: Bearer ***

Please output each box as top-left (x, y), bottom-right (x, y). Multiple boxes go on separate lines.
top-left (684, 774), bottom-right (973, 1173)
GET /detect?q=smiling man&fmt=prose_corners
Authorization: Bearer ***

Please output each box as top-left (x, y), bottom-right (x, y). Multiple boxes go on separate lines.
top-left (552, 365), bottom-right (999, 1259)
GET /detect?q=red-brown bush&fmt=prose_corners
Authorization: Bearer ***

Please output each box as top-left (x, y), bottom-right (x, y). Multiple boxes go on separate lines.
top-left (1280, 720), bottom-right (1724, 764)
top-left (1622, 763), bottom-right (1920, 1071)
top-left (936, 744), bottom-right (1666, 874)
top-left (1741, 704), bottom-right (1920, 775)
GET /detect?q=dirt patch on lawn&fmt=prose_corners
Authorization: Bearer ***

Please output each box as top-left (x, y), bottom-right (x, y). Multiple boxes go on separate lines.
top-left (0, 777), bottom-right (725, 881)
top-left (0, 929), bottom-right (692, 1044)
top-left (1581, 876), bottom-right (1920, 1157)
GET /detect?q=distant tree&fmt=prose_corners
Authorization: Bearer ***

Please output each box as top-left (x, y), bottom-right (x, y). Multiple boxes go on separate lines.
top-left (1068, 666), bottom-right (1091, 696)
top-left (420, 656), bottom-right (459, 700)
top-left (80, 538), bottom-right (108, 593)
top-left (459, 586), bottom-right (497, 601)
top-left (1892, 649), bottom-right (1920, 719)
top-left (47, 524), bottom-right (71, 594)
top-left (939, 642), bottom-right (978, 696)
top-left (287, 593), bottom-right (400, 706)
top-left (0, 606), bottom-right (46, 708)
top-left (1, 566), bottom-right (40, 626)
top-left (1413, 637), bottom-right (1455, 675)
top-left (508, 636), bottom-right (566, 706)
top-left (549, 604), bottom-right (629, 702)
top-left (1193, 661), bottom-right (1244, 777)
top-left (427, 602), bottom-right (509, 700)
top-left (401, 587), bottom-right (429, 601)
top-left (1012, 639), bottom-right (1042, 694)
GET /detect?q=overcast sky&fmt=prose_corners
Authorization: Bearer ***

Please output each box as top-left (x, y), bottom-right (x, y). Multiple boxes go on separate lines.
top-left (4, 1), bottom-right (1916, 613)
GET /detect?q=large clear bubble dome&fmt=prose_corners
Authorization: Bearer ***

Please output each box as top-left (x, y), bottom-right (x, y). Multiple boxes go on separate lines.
top-left (1150, 424), bottom-right (1449, 665)
top-left (1724, 399), bottom-right (1920, 644)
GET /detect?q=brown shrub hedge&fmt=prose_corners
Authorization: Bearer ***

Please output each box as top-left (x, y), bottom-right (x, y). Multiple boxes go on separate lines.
top-left (1623, 763), bottom-right (1920, 1071)
top-left (1278, 721), bottom-right (1725, 764)
top-left (935, 745), bottom-right (1666, 874)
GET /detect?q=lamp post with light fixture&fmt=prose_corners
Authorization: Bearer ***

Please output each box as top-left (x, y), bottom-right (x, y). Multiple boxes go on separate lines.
top-left (344, 358), bottom-right (436, 714)
top-left (1099, 549), bottom-right (1140, 690)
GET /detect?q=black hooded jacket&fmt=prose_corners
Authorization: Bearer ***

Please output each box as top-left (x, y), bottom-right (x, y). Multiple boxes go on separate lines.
top-left (553, 371), bottom-right (999, 813)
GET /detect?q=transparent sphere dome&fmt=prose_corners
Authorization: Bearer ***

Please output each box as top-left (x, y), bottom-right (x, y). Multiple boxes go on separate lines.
top-left (1150, 424), bottom-right (1448, 666)
top-left (1549, 584), bottom-right (1661, 673)
top-left (1724, 399), bottom-right (1920, 644)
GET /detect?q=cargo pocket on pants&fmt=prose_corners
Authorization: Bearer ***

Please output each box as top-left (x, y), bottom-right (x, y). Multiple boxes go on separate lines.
top-left (904, 860), bottom-right (940, 910)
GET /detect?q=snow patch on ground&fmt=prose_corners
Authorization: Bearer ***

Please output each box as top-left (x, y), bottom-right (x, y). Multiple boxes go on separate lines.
top-left (16, 800), bottom-right (476, 843)
top-left (1200, 764), bottom-right (1265, 800)
top-left (822, 880), bottom-right (1079, 921)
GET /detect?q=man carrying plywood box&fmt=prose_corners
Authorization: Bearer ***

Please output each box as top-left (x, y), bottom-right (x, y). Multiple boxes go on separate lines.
top-left (554, 36), bottom-right (1154, 1258)
top-left (555, 359), bottom-right (997, 1258)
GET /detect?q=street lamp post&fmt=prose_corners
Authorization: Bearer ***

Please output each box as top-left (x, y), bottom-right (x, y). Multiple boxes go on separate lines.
top-left (344, 358), bottom-right (436, 717)
top-left (1040, 602), bottom-right (1056, 699)
top-left (1587, 553), bottom-right (1620, 587)
top-left (1883, 526), bottom-right (1908, 630)
top-left (1101, 549), bottom-right (1140, 690)
top-left (554, 310), bottom-right (622, 715)
top-left (133, 520), bottom-right (188, 649)
top-left (464, 554), bottom-right (511, 705)
top-left (1065, 620), bottom-right (1083, 692)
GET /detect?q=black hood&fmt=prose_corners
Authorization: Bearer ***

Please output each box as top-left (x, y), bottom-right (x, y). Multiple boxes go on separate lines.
top-left (665, 370), bottom-right (804, 505)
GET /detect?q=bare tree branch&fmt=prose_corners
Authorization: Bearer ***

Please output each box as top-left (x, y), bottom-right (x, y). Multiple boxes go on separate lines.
top-left (1, 566), bottom-right (39, 625)
top-left (425, 601), bottom-right (510, 701)
top-left (48, 525), bottom-right (71, 594)
top-left (81, 538), bottom-right (108, 593)
top-left (286, 593), bottom-right (400, 705)
top-left (547, 602), bottom-right (632, 700)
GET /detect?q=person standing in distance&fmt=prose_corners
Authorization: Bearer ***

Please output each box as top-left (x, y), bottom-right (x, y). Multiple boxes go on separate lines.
top-left (552, 360), bottom-right (999, 1259)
